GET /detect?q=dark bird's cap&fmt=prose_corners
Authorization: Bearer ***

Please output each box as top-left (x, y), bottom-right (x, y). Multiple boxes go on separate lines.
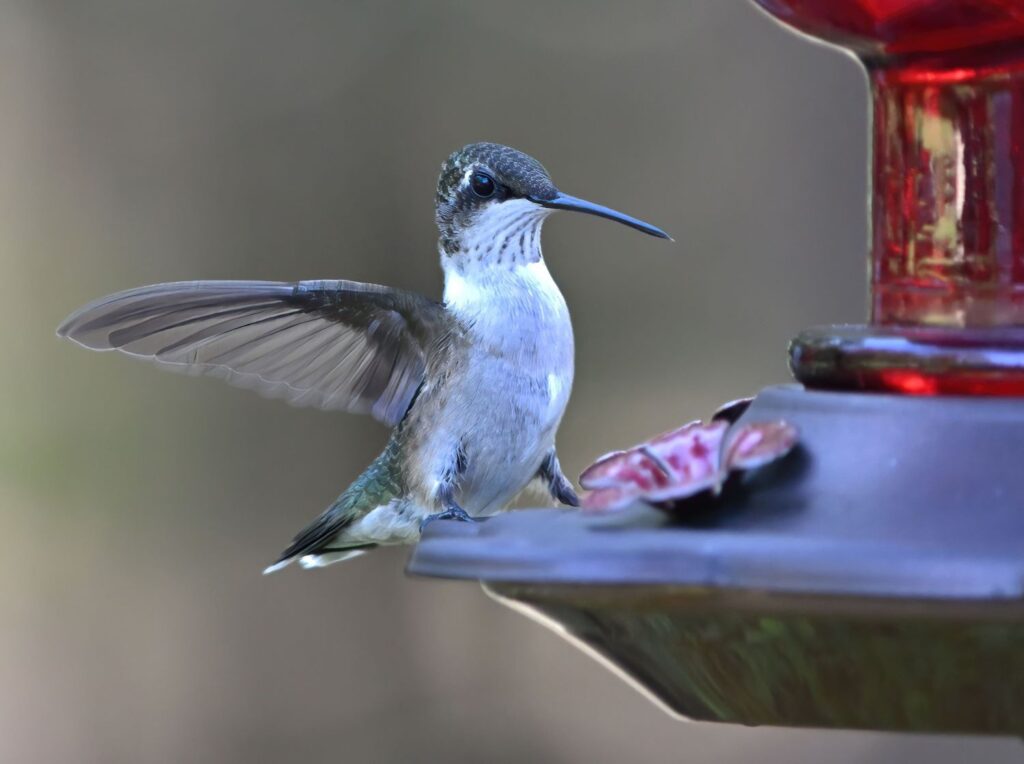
top-left (438, 142), bottom-right (672, 240)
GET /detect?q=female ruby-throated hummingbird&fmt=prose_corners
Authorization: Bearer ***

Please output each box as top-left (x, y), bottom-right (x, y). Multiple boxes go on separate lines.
top-left (58, 143), bottom-right (670, 572)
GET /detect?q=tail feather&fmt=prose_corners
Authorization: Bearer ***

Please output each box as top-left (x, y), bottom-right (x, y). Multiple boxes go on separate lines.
top-left (299, 549), bottom-right (371, 569)
top-left (262, 546), bottom-right (374, 574)
top-left (263, 436), bottom-right (404, 573)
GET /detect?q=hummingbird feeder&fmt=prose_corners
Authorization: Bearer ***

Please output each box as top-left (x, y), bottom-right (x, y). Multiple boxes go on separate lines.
top-left (408, 0), bottom-right (1024, 735)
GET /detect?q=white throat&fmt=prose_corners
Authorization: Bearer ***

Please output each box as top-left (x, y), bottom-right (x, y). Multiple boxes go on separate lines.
top-left (444, 198), bottom-right (552, 271)
top-left (443, 257), bottom-right (567, 321)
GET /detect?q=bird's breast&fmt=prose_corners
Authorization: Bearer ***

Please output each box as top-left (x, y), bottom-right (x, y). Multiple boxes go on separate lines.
top-left (451, 260), bottom-right (573, 392)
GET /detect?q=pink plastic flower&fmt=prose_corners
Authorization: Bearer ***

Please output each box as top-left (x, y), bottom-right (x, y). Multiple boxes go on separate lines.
top-left (579, 418), bottom-right (797, 513)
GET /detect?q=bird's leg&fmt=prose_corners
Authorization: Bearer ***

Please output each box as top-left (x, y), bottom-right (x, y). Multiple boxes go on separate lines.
top-left (538, 449), bottom-right (580, 507)
top-left (420, 443), bottom-right (475, 531)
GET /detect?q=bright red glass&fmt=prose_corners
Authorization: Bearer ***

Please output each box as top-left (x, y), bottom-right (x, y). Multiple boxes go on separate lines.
top-left (868, 33), bottom-right (1024, 327)
top-left (754, 1), bottom-right (1024, 57)
top-left (754, 0), bottom-right (1024, 394)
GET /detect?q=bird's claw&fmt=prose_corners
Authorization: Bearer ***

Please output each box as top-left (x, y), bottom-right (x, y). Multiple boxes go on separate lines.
top-left (420, 505), bottom-right (477, 532)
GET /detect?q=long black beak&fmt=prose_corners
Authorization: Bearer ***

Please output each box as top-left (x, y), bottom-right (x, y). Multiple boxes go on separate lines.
top-left (527, 191), bottom-right (672, 240)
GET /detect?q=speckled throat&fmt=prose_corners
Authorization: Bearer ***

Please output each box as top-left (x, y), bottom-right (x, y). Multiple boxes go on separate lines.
top-left (440, 198), bottom-right (552, 269)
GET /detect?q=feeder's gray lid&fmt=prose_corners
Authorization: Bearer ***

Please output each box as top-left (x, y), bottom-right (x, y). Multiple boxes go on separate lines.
top-left (408, 386), bottom-right (1024, 601)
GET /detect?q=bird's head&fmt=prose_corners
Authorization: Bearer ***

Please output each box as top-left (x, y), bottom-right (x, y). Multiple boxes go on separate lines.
top-left (435, 142), bottom-right (670, 262)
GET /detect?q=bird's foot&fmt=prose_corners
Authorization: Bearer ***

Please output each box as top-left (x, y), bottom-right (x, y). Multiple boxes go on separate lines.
top-left (420, 505), bottom-right (477, 532)
top-left (552, 477), bottom-right (580, 508)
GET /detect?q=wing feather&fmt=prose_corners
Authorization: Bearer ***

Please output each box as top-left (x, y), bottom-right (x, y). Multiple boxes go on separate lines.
top-left (58, 280), bottom-right (447, 426)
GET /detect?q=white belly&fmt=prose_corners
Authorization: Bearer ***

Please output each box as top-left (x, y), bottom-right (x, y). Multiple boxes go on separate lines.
top-left (455, 365), bottom-right (572, 515)
top-left (434, 258), bottom-right (574, 515)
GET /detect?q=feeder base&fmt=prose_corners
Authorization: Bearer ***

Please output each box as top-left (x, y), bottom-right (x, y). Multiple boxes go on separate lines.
top-left (408, 385), bottom-right (1024, 733)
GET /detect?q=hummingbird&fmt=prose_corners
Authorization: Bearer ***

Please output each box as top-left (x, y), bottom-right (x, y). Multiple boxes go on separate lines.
top-left (58, 143), bottom-right (670, 572)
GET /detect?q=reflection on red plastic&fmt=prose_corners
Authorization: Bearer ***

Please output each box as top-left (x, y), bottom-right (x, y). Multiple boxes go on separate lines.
top-left (872, 369), bottom-right (1024, 396)
top-left (877, 370), bottom-right (939, 395)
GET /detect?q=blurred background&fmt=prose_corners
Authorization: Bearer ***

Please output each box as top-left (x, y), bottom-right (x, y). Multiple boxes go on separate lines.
top-left (2, 1), bottom-right (1021, 762)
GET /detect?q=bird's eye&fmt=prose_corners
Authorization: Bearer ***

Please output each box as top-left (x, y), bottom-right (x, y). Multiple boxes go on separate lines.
top-left (470, 172), bottom-right (496, 198)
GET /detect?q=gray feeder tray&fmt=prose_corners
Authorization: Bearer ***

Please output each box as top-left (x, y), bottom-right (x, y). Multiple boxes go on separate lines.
top-left (408, 385), bottom-right (1024, 734)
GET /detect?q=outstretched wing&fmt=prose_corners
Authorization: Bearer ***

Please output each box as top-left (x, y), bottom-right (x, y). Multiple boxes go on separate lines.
top-left (57, 280), bottom-right (447, 426)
